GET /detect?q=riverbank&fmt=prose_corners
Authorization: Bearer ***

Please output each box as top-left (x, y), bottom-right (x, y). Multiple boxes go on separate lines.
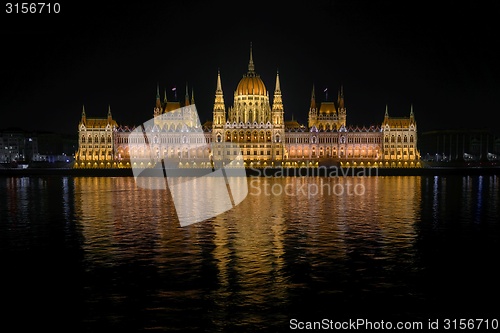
top-left (1, 166), bottom-right (500, 177)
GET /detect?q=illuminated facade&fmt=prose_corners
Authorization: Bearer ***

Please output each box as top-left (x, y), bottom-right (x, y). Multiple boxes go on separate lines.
top-left (210, 46), bottom-right (285, 166)
top-left (381, 106), bottom-right (419, 164)
top-left (75, 106), bottom-right (118, 168)
top-left (74, 45), bottom-right (421, 169)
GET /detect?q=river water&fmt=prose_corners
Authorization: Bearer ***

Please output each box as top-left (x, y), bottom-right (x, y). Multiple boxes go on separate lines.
top-left (1, 175), bottom-right (499, 332)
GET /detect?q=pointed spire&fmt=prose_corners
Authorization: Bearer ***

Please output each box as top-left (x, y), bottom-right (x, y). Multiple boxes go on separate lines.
top-left (274, 69), bottom-right (281, 92)
top-left (272, 69), bottom-right (283, 116)
top-left (410, 104), bottom-right (414, 117)
top-left (385, 104), bottom-right (389, 117)
top-left (191, 88), bottom-right (195, 105)
top-left (310, 84), bottom-right (316, 109)
top-left (155, 88), bottom-right (164, 117)
top-left (248, 42), bottom-right (255, 73)
top-left (216, 68), bottom-right (223, 93)
top-left (107, 105), bottom-right (112, 122)
top-left (213, 69), bottom-right (225, 115)
top-left (184, 82), bottom-right (190, 106)
top-left (338, 85), bottom-right (345, 109)
top-left (81, 105), bottom-right (86, 125)
top-left (156, 83), bottom-right (162, 108)
top-left (213, 68), bottom-right (226, 126)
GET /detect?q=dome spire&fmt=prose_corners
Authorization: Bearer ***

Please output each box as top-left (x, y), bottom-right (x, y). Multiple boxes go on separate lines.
top-left (248, 42), bottom-right (255, 74)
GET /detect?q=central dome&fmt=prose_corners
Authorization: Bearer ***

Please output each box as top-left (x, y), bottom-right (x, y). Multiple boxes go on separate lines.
top-left (236, 74), bottom-right (267, 96)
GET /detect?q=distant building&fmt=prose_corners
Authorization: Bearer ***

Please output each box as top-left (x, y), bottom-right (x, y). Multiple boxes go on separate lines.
top-left (0, 129), bottom-right (39, 163)
top-left (0, 129), bottom-right (38, 163)
top-left (0, 129), bottom-right (76, 166)
top-left (75, 45), bottom-right (421, 169)
top-left (420, 129), bottom-right (500, 162)
top-left (37, 132), bottom-right (77, 163)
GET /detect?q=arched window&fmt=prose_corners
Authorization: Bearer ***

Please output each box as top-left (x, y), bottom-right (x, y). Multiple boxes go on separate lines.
top-left (81, 136), bottom-right (86, 143)
top-left (410, 135), bottom-right (414, 143)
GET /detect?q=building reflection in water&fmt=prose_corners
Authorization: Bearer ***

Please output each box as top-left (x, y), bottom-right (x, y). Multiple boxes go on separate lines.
top-left (2, 174), bottom-right (498, 330)
top-left (72, 175), bottom-right (424, 326)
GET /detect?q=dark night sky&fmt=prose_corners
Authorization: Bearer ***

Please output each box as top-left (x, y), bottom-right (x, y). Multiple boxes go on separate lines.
top-left (1, 0), bottom-right (499, 136)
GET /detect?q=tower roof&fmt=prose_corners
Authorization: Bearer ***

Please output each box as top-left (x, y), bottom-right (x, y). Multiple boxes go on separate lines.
top-left (236, 76), bottom-right (267, 96)
top-left (319, 101), bottom-right (337, 114)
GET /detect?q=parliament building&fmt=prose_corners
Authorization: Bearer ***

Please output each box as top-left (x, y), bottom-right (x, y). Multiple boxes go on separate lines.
top-left (74, 46), bottom-right (421, 169)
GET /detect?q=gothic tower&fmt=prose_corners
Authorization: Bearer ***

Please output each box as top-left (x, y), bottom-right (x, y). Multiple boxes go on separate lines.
top-left (212, 69), bottom-right (226, 142)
